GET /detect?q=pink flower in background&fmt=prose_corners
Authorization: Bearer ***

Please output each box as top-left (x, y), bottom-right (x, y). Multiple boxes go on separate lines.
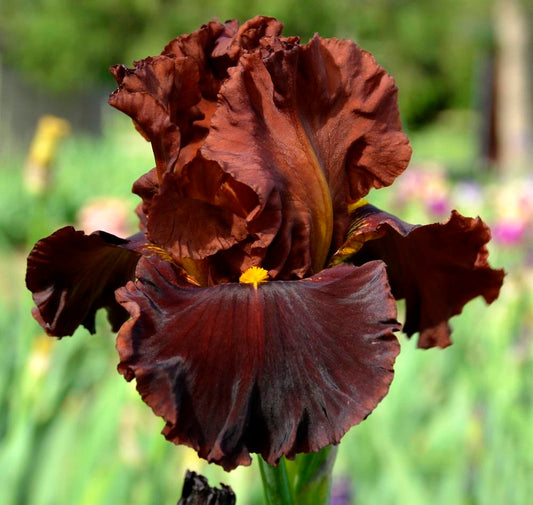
top-left (394, 163), bottom-right (450, 216)
top-left (492, 221), bottom-right (526, 246)
top-left (77, 198), bottom-right (133, 238)
top-left (490, 177), bottom-right (533, 246)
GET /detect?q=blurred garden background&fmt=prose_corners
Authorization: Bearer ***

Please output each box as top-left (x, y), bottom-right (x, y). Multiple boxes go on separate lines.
top-left (0, 1), bottom-right (532, 504)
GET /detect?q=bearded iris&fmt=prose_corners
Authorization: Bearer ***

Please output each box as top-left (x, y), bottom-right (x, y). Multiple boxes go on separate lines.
top-left (26, 16), bottom-right (503, 472)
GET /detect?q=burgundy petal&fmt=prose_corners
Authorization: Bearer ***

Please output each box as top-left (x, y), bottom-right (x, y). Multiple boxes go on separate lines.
top-left (109, 56), bottom-right (200, 180)
top-left (26, 227), bottom-right (144, 337)
top-left (163, 16), bottom-right (284, 83)
top-left (146, 166), bottom-right (253, 263)
top-left (209, 16), bottom-right (285, 62)
top-left (110, 17), bottom-right (287, 184)
top-left (131, 167), bottom-right (159, 230)
top-left (336, 204), bottom-right (505, 348)
top-left (202, 35), bottom-right (411, 277)
top-left (161, 19), bottom-right (229, 97)
top-left (115, 255), bottom-right (400, 470)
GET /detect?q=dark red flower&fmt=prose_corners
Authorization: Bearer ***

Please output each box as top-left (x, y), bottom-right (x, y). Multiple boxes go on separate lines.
top-left (331, 203), bottom-right (505, 349)
top-left (26, 16), bottom-right (503, 470)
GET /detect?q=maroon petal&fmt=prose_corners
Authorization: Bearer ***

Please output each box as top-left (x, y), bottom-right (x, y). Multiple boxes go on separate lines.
top-left (202, 35), bottom-right (411, 277)
top-left (161, 19), bottom-right (230, 97)
top-left (115, 256), bottom-right (400, 470)
top-left (209, 16), bottom-right (285, 62)
top-left (110, 19), bottom-right (410, 281)
top-left (335, 204), bottom-right (505, 348)
top-left (146, 166), bottom-right (253, 263)
top-left (26, 227), bottom-right (144, 337)
top-left (163, 16), bottom-right (284, 84)
top-left (132, 167), bottom-right (159, 230)
top-left (110, 18), bottom-right (286, 183)
top-left (109, 56), bottom-right (200, 180)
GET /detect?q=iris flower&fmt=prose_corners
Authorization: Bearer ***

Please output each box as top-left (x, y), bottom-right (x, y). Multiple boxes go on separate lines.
top-left (26, 17), bottom-right (503, 471)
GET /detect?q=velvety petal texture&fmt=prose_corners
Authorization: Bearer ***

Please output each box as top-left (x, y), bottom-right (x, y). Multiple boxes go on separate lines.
top-left (336, 204), bottom-right (504, 348)
top-left (115, 256), bottom-right (400, 470)
top-left (26, 227), bottom-right (143, 337)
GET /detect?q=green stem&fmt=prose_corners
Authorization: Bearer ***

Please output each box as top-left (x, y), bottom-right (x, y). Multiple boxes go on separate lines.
top-left (258, 456), bottom-right (295, 505)
top-left (287, 446), bottom-right (337, 505)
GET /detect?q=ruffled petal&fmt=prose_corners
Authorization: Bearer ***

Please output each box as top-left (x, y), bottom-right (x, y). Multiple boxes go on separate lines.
top-left (145, 168), bottom-right (252, 262)
top-left (131, 167), bottom-right (159, 230)
top-left (115, 255), bottom-right (400, 470)
top-left (111, 18), bottom-right (410, 281)
top-left (161, 19), bottom-right (230, 97)
top-left (202, 35), bottom-right (411, 277)
top-left (26, 227), bottom-right (144, 337)
top-left (110, 17), bottom-right (287, 183)
top-left (109, 56), bottom-right (200, 180)
top-left (335, 204), bottom-right (505, 348)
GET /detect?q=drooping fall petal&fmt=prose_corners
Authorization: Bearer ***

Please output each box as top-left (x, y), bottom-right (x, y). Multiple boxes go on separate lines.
top-left (115, 256), bottom-right (400, 470)
top-left (26, 227), bottom-right (144, 337)
top-left (335, 204), bottom-right (505, 348)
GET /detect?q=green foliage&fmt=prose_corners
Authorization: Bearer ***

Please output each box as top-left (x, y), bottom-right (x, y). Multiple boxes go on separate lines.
top-left (0, 0), bottom-right (492, 127)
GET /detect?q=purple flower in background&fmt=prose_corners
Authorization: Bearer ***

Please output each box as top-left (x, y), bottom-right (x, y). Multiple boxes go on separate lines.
top-left (451, 181), bottom-right (484, 216)
top-left (394, 163), bottom-right (450, 216)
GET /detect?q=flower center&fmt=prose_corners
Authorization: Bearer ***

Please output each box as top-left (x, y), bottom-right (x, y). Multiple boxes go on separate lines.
top-left (239, 266), bottom-right (269, 289)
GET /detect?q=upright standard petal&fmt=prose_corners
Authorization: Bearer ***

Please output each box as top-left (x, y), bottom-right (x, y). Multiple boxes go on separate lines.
top-left (202, 35), bottom-right (411, 277)
top-left (115, 256), bottom-right (400, 470)
top-left (26, 227), bottom-right (143, 337)
top-left (110, 17), bottom-right (288, 183)
top-left (110, 19), bottom-right (410, 281)
top-left (334, 204), bottom-right (505, 348)
top-left (109, 56), bottom-right (200, 180)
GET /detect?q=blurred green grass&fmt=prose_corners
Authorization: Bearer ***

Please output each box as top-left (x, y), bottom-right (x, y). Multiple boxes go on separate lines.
top-left (0, 113), bottom-right (531, 505)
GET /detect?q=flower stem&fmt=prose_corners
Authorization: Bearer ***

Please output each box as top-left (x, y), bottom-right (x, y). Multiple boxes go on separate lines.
top-left (258, 446), bottom-right (337, 505)
top-left (258, 456), bottom-right (295, 505)
top-left (286, 446), bottom-right (337, 504)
